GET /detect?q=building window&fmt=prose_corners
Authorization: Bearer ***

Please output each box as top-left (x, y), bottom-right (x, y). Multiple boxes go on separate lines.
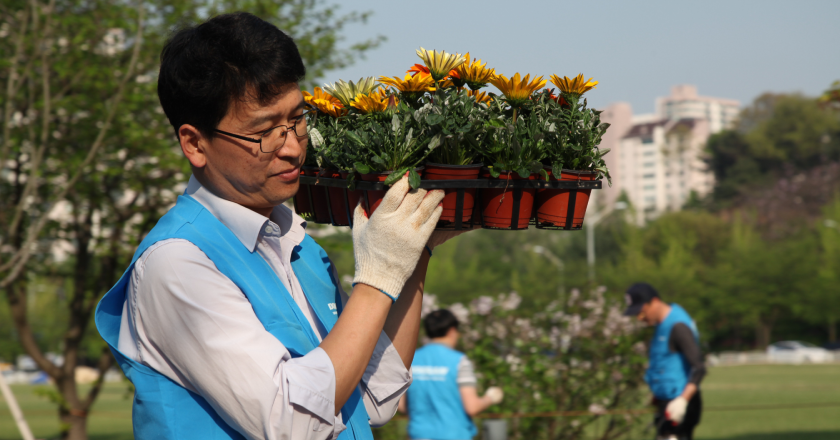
top-left (643, 185), bottom-right (655, 190)
top-left (643, 151), bottom-right (655, 157)
top-left (643, 173), bottom-right (655, 179)
top-left (643, 162), bottom-right (655, 168)
top-left (642, 137), bottom-right (654, 144)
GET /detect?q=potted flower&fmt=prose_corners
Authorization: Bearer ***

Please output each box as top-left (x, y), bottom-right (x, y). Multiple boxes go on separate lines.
top-left (535, 74), bottom-right (611, 229)
top-left (475, 73), bottom-right (548, 228)
top-left (391, 52), bottom-right (495, 225)
top-left (337, 85), bottom-right (438, 213)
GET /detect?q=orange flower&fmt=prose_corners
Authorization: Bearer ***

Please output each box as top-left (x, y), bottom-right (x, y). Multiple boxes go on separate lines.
top-left (351, 89), bottom-right (397, 114)
top-left (303, 87), bottom-right (347, 117)
top-left (549, 93), bottom-right (570, 108)
top-left (407, 64), bottom-right (431, 77)
top-left (467, 89), bottom-right (492, 104)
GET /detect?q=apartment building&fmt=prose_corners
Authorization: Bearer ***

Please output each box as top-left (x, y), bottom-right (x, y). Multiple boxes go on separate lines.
top-left (599, 85), bottom-right (739, 223)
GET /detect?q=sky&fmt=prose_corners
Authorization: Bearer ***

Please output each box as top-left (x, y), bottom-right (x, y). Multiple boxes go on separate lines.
top-left (325, 0), bottom-right (840, 115)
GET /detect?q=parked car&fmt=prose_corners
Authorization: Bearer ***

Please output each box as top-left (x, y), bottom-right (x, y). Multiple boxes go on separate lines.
top-left (822, 341), bottom-right (840, 351)
top-left (766, 341), bottom-right (832, 363)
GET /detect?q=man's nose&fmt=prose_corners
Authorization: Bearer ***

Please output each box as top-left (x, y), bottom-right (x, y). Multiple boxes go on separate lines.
top-left (276, 131), bottom-right (305, 159)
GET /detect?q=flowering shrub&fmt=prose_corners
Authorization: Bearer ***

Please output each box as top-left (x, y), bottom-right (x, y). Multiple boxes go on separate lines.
top-left (423, 287), bottom-right (650, 440)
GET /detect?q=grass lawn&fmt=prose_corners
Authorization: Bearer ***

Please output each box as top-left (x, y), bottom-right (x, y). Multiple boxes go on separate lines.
top-left (2, 364), bottom-right (840, 439)
top-left (694, 364), bottom-right (840, 440)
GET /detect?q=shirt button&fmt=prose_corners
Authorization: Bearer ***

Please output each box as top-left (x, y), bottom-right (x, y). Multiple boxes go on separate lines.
top-left (265, 225), bottom-right (273, 234)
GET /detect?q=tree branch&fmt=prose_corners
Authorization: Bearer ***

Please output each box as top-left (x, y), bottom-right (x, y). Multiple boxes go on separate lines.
top-left (0, 3), bottom-right (31, 169)
top-left (82, 348), bottom-right (113, 410)
top-left (0, 1), bottom-right (147, 287)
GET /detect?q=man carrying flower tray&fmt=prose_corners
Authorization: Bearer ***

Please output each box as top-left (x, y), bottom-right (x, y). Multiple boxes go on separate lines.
top-left (94, 12), bottom-right (466, 440)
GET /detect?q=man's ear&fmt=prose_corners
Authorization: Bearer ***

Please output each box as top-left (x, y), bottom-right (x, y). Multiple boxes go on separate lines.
top-left (179, 124), bottom-right (208, 168)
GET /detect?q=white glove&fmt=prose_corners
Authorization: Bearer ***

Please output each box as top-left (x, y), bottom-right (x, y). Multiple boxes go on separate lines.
top-left (352, 175), bottom-right (444, 300)
top-left (665, 396), bottom-right (688, 424)
top-left (484, 386), bottom-right (504, 405)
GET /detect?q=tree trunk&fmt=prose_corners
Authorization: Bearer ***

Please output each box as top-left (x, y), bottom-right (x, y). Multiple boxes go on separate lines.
top-left (755, 322), bottom-right (772, 349)
top-left (829, 317), bottom-right (837, 343)
top-left (60, 409), bottom-right (88, 440)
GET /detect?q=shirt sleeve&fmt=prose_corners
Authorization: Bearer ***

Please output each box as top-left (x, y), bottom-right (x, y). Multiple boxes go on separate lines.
top-left (456, 357), bottom-right (478, 387)
top-left (333, 267), bottom-right (412, 427)
top-left (668, 323), bottom-right (706, 386)
top-left (125, 239), bottom-right (345, 440)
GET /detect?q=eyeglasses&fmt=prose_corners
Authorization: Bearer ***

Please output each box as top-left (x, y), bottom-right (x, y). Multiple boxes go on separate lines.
top-left (214, 110), bottom-right (312, 153)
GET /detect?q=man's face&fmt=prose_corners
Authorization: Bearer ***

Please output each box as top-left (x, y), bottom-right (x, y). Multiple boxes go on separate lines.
top-left (199, 83), bottom-right (307, 213)
top-left (636, 301), bottom-right (657, 326)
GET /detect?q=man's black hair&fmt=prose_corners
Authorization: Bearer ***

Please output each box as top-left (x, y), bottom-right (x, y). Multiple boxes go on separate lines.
top-left (424, 309), bottom-right (459, 339)
top-left (157, 12), bottom-right (306, 139)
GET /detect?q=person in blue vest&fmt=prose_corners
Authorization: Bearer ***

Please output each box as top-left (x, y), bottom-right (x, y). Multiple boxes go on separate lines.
top-left (94, 12), bottom-right (468, 440)
top-left (623, 283), bottom-right (706, 440)
top-left (399, 309), bottom-right (504, 440)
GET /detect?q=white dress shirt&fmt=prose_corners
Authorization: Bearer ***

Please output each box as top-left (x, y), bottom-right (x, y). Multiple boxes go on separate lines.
top-left (117, 175), bottom-right (411, 440)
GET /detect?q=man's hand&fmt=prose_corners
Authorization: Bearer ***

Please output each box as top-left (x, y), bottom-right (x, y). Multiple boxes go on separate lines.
top-left (665, 396), bottom-right (688, 425)
top-left (352, 175), bottom-right (444, 300)
top-left (484, 386), bottom-right (504, 405)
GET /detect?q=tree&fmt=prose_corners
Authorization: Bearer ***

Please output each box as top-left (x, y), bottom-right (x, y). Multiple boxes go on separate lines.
top-left (707, 93), bottom-right (840, 204)
top-left (0, 1), bottom-right (381, 438)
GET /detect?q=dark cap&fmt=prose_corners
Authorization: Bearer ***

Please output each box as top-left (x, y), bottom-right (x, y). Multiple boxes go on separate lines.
top-left (623, 283), bottom-right (660, 316)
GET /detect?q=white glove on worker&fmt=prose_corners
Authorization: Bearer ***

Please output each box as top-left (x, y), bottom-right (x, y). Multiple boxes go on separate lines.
top-left (665, 396), bottom-right (688, 425)
top-left (353, 175), bottom-right (444, 300)
top-left (484, 387), bottom-right (504, 405)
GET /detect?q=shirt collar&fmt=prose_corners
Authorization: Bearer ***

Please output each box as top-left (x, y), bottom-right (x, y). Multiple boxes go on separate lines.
top-left (185, 175), bottom-right (307, 252)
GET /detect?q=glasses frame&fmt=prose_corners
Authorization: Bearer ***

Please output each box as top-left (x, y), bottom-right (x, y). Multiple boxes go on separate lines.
top-left (214, 109), bottom-right (313, 153)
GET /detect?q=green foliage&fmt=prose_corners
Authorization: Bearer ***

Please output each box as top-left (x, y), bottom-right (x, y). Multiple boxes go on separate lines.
top-left (708, 93), bottom-right (840, 203)
top-left (539, 91), bottom-right (611, 179)
top-left (422, 89), bottom-right (488, 166)
top-left (424, 288), bottom-right (649, 439)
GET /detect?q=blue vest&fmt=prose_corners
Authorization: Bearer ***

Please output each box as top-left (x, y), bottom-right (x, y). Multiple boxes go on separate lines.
top-left (94, 195), bottom-right (373, 440)
top-left (645, 304), bottom-right (699, 400)
top-left (407, 344), bottom-right (477, 440)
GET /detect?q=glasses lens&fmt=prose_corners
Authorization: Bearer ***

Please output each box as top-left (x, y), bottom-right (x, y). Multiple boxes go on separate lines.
top-left (294, 111), bottom-right (310, 137)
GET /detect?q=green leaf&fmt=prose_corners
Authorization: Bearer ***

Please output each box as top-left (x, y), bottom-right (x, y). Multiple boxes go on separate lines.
top-left (346, 131), bottom-right (365, 147)
top-left (391, 114), bottom-right (401, 133)
top-left (516, 167), bottom-right (530, 178)
top-left (354, 162), bottom-right (370, 174)
top-left (384, 167), bottom-right (409, 186)
top-left (427, 134), bottom-right (442, 151)
top-left (425, 113), bottom-right (444, 126)
top-left (372, 155), bottom-right (386, 165)
top-left (489, 167), bottom-right (501, 178)
top-left (539, 168), bottom-right (549, 181)
top-left (408, 168), bottom-right (421, 189)
top-left (552, 164), bottom-right (563, 179)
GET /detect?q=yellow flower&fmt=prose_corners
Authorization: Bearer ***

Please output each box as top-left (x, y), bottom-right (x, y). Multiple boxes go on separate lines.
top-left (416, 47), bottom-right (466, 82)
top-left (351, 89), bottom-right (397, 114)
top-left (453, 53), bottom-right (497, 90)
top-left (303, 87), bottom-right (347, 118)
top-left (378, 74), bottom-right (436, 94)
top-left (490, 73), bottom-right (547, 107)
top-left (550, 74), bottom-right (598, 97)
top-left (323, 77), bottom-right (379, 107)
top-left (466, 89), bottom-right (492, 104)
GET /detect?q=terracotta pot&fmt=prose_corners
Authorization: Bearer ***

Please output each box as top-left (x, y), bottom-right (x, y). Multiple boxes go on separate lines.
top-left (359, 168), bottom-right (424, 215)
top-left (340, 171), bottom-right (363, 225)
top-left (424, 163), bottom-right (482, 224)
top-left (292, 168), bottom-right (312, 216)
top-left (534, 169), bottom-right (598, 229)
top-left (321, 170), bottom-right (351, 226)
top-left (478, 169), bottom-right (537, 229)
top-left (305, 167), bottom-right (331, 224)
